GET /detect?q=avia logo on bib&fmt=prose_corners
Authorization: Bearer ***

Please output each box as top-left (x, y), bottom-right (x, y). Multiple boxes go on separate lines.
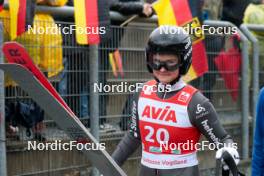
top-left (141, 105), bottom-right (177, 123)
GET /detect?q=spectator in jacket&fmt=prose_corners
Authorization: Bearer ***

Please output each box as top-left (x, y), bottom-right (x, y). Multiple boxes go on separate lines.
top-left (244, 0), bottom-right (264, 88)
top-left (222, 0), bottom-right (251, 26)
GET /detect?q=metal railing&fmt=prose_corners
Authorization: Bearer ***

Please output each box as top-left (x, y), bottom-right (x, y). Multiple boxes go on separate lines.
top-left (0, 22), bottom-right (7, 176)
top-left (240, 23), bottom-right (264, 146)
top-left (204, 20), bottom-right (250, 159)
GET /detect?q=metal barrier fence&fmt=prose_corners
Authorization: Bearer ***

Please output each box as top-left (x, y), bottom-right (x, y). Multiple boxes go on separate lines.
top-left (240, 24), bottom-right (264, 139)
top-left (0, 8), bottom-right (251, 176)
top-left (0, 22), bottom-right (6, 176)
top-left (204, 20), bottom-right (250, 160)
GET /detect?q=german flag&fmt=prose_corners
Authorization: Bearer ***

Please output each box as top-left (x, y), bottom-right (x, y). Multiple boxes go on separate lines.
top-left (153, 0), bottom-right (208, 82)
top-left (9, 0), bottom-right (36, 40)
top-left (109, 52), bottom-right (118, 77)
top-left (73, 0), bottom-right (110, 45)
top-left (0, 0), bottom-right (4, 12)
top-left (214, 35), bottom-right (241, 102)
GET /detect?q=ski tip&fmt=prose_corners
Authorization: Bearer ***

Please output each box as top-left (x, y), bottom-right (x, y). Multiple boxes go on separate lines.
top-left (3, 41), bottom-right (24, 50)
top-left (2, 42), bottom-right (23, 55)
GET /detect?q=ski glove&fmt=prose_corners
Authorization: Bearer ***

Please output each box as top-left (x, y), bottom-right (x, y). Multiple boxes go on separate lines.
top-left (216, 147), bottom-right (240, 170)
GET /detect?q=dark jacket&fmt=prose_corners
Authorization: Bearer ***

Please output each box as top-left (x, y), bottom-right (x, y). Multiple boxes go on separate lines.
top-left (222, 0), bottom-right (251, 26)
top-left (109, 0), bottom-right (144, 16)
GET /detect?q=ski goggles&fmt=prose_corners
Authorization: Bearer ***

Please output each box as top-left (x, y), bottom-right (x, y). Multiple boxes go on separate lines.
top-left (148, 59), bottom-right (181, 71)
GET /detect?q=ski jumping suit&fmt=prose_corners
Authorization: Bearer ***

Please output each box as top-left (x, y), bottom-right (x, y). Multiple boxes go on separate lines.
top-left (112, 79), bottom-right (234, 176)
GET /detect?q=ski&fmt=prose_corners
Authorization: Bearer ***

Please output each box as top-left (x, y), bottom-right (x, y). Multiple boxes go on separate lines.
top-left (1, 45), bottom-right (126, 176)
top-left (2, 42), bottom-right (75, 116)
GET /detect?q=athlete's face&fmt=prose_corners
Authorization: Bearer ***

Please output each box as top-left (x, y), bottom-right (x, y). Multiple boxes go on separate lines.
top-left (152, 54), bottom-right (180, 84)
